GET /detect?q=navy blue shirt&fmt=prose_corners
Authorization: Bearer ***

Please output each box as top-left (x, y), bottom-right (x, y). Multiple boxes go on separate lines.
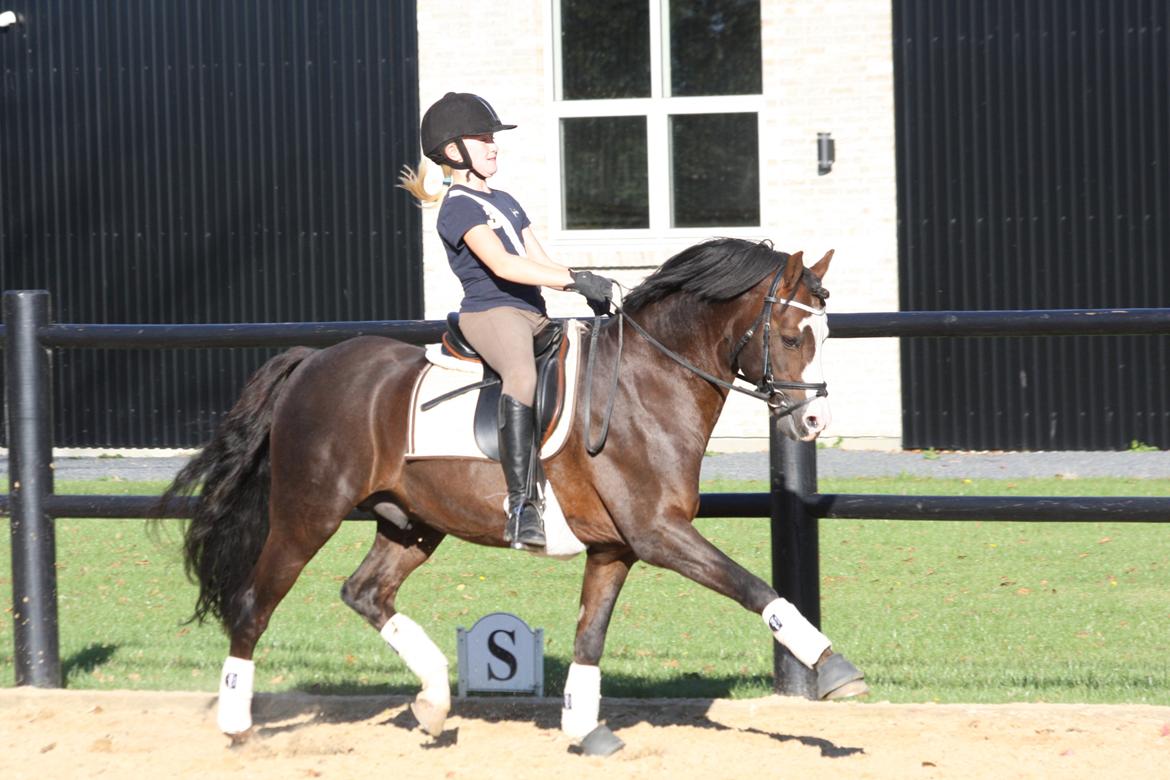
top-left (436, 185), bottom-right (547, 315)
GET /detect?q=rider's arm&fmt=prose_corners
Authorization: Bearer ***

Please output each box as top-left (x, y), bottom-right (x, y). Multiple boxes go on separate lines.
top-left (464, 224), bottom-right (573, 289)
top-left (520, 226), bottom-right (567, 272)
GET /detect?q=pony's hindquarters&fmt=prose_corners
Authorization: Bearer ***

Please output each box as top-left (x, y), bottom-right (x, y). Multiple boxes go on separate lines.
top-left (161, 346), bottom-right (317, 630)
top-left (163, 336), bottom-right (443, 737)
top-left (160, 346), bottom-right (317, 736)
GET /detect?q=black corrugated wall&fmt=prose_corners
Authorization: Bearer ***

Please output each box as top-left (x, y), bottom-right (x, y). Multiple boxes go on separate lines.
top-left (895, 0), bottom-right (1169, 450)
top-left (1, 1), bottom-right (421, 447)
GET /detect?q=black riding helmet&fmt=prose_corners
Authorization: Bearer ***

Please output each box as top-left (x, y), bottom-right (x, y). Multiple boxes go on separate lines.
top-left (421, 92), bottom-right (516, 178)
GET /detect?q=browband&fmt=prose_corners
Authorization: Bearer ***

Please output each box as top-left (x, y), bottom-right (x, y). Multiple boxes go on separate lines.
top-left (763, 298), bottom-right (825, 316)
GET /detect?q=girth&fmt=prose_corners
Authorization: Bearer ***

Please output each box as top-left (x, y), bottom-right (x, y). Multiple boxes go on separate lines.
top-left (423, 313), bottom-right (567, 461)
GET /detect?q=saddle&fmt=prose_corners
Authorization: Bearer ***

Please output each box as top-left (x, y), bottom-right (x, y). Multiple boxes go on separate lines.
top-left (424, 313), bottom-right (568, 461)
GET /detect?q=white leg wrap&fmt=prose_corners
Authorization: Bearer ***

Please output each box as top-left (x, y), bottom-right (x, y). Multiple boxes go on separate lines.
top-left (762, 598), bottom-right (831, 668)
top-left (381, 614), bottom-right (450, 710)
top-left (217, 656), bottom-right (255, 735)
top-left (561, 662), bottom-right (601, 740)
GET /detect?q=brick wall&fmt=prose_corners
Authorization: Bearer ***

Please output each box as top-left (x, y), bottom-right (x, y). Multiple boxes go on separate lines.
top-left (416, 1), bottom-right (900, 450)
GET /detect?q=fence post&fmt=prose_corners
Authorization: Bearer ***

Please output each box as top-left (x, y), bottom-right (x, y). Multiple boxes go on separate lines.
top-left (4, 290), bottom-right (61, 687)
top-left (769, 419), bottom-right (820, 697)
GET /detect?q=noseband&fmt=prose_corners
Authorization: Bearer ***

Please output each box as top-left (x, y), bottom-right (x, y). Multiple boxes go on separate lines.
top-left (728, 265), bottom-right (829, 415)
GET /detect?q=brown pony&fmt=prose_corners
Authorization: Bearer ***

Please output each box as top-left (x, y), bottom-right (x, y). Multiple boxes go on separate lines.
top-left (163, 237), bottom-right (866, 755)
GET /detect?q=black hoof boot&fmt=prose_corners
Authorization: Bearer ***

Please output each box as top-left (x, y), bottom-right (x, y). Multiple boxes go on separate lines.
top-left (576, 725), bottom-right (624, 757)
top-left (816, 652), bottom-right (869, 700)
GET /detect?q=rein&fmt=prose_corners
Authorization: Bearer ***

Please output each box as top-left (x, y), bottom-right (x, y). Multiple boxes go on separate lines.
top-left (580, 266), bottom-right (829, 455)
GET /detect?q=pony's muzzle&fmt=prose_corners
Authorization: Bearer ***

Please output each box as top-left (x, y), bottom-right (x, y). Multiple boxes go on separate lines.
top-left (800, 395), bottom-right (832, 440)
top-left (769, 388), bottom-right (831, 441)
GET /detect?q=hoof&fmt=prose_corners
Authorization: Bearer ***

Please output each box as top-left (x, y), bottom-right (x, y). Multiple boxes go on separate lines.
top-left (576, 724), bottom-right (624, 757)
top-left (816, 652), bottom-right (869, 700)
top-left (226, 729), bottom-right (253, 748)
top-left (410, 696), bottom-right (449, 737)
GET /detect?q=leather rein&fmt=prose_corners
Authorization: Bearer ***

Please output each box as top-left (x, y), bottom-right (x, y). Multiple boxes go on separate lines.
top-left (581, 265), bottom-right (829, 455)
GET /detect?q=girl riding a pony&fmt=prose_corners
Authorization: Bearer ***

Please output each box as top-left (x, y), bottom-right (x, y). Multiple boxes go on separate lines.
top-left (400, 92), bottom-right (614, 550)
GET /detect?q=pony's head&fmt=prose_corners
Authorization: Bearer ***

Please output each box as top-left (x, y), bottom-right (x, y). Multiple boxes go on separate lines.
top-left (624, 238), bottom-right (834, 441)
top-left (730, 247), bottom-right (834, 441)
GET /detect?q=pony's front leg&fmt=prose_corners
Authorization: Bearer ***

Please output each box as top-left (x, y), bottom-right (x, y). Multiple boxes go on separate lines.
top-left (562, 548), bottom-right (636, 756)
top-left (630, 516), bottom-right (867, 700)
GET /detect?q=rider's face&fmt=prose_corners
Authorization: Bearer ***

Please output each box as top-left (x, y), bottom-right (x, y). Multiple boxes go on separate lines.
top-left (447, 133), bottom-right (498, 178)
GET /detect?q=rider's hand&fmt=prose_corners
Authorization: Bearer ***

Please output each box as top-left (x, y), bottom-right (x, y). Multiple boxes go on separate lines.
top-left (566, 270), bottom-right (615, 313)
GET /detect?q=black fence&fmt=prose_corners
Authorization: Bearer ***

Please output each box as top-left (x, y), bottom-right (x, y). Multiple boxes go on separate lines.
top-left (5, 290), bottom-right (1170, 697)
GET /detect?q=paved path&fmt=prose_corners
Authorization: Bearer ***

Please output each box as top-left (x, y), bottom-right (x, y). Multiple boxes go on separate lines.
top-left (700, 448), bottom-right (1170, 482)
top-left (8, 448), bottom-right (1167, 483)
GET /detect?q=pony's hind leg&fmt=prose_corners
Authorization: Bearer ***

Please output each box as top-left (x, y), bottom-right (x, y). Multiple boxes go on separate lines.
top-left (219, 495), bottom-right (352, 736)
top-left (340, 516), bottom-right (450, 736)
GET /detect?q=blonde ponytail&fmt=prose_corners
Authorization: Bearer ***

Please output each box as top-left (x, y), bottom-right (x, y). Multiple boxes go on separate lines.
top-left (398, 159), bottom-right (451, 206)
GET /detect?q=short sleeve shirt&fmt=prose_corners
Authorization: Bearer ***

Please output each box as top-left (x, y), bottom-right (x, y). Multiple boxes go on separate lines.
top-left (436, 185), bottom-right (547, 315)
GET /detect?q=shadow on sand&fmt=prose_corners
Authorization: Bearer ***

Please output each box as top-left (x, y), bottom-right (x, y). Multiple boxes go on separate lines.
top-left (237, 678), bottom-right (864, 759)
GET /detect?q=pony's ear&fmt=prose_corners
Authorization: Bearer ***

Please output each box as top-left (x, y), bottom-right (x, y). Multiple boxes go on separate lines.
top-left (782, 250), bottom-right (805, 289)
top-left (810, 249), bottom-right (834, 279)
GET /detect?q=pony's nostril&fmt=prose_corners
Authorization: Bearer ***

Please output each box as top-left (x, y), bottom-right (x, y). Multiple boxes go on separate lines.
top-left (805, 415), bottom-right (821, 431)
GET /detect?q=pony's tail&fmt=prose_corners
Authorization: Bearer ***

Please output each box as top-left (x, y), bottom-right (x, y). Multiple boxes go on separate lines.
top-left (158, 346), bottom-right (317, 630)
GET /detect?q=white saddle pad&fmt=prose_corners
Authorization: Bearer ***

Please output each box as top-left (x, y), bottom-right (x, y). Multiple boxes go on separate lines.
top-left (406, 319), bottom-right (583, 460)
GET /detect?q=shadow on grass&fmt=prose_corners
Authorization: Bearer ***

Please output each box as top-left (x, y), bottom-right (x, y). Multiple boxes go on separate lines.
top-left (63, 643), bottom-right (119, 681)
top-left (245, 656), bottom-right (864, 759)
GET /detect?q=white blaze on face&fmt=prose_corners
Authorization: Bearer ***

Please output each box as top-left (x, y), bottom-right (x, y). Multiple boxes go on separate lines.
top-left (798, 306), bottom-right (832, 438)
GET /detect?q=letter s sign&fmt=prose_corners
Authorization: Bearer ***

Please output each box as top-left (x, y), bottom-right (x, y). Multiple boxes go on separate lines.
top-left (486, 628), bottom-right (518, 681)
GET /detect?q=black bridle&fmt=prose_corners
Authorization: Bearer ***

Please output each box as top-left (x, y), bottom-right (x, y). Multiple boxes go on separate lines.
top-left (580, 264), bottom-right (829, 455)
top-left (726, 264), bottom-right (829, 415)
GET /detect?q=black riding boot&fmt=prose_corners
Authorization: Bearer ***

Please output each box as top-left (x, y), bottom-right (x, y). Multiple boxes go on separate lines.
top-left (498, 394), bottom-right (546, 549)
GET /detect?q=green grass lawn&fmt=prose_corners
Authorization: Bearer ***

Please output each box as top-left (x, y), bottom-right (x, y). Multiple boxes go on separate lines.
top-left (1, 474), bottom-right (1167, 704)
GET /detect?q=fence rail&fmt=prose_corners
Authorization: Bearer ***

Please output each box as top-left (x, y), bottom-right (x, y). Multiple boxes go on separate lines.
top-left (4, 307), bottom-right (1170, 348)
top-left (5, 289), bottom-right (1170, 696)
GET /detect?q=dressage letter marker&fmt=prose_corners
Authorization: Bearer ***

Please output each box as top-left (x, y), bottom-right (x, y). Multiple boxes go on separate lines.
top-left (457, 612), bottom-right (544, 697)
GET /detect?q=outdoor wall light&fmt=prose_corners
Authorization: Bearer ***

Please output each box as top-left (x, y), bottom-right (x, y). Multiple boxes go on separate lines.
top-left (817, 132), bottom-right (835, 176)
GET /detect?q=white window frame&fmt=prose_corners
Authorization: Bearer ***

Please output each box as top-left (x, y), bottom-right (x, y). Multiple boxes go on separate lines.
top-left (545, 0), bottom-right (767, 247)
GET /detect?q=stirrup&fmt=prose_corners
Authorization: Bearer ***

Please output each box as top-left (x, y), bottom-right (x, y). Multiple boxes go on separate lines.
top-left (504, 501), bottom-right (546, 550)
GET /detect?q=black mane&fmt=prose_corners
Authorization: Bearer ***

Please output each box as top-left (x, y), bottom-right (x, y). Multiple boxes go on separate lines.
top-left (622, 238), bottom-right (790, 312)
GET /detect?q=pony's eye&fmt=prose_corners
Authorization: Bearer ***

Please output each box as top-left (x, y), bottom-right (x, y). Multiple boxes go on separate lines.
top-left (780, 334), bottom-right (800, 349)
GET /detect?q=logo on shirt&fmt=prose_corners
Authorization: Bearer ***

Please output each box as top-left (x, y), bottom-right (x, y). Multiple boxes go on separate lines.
top-left (511, 208), bottom-right (521, 218)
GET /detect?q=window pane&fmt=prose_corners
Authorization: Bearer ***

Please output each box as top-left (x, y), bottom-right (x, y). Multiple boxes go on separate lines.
top-left (562, 117), bottom-right (649, 229)
top-left (670, 1), bottom-right (762, 96)
top-left (561, 0), bottom-right (650, 99)
top-left (671, 113), bottom-right (759, 227)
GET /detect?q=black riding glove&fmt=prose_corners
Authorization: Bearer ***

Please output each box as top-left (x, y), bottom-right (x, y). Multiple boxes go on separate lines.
top-left (566, 270), bottom-right (615, 314)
